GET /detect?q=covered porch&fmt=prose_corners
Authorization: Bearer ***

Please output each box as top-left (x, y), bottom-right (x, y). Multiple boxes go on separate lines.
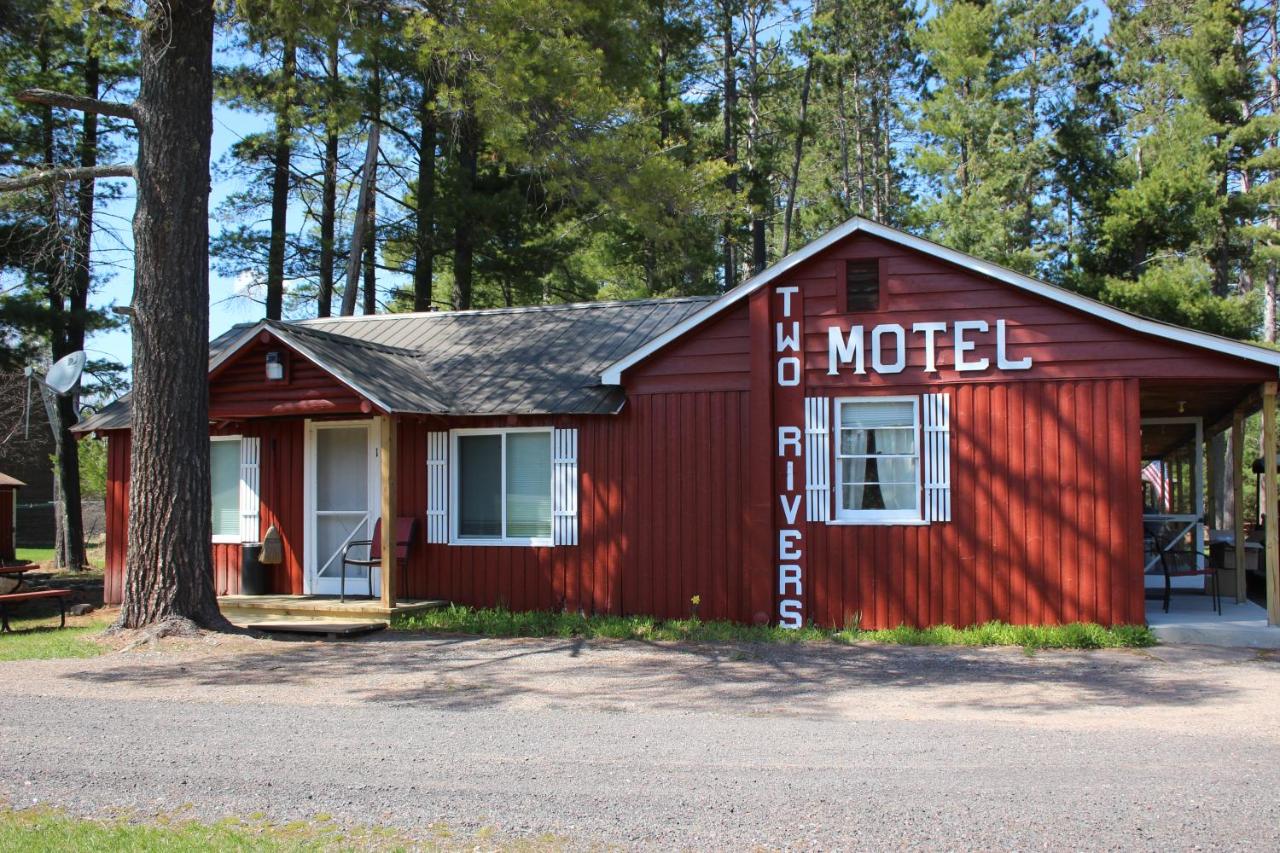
top-left (1140, 379), bottom-right (1280, 644)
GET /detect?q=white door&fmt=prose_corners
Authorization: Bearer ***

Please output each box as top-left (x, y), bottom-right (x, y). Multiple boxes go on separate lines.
top-left (305, 421), bottom-right (380, 596)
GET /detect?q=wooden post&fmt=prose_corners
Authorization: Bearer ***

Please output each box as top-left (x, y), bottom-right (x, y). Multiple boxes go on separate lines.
top-left (1232, 409), bottom-right (1247, 604)
top-left (1265, 383), bottom-right (1279, 625)
top-left (379, 414), bottom-right (397, 610)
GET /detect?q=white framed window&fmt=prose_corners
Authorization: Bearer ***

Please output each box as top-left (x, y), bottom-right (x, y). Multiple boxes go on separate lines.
top-left (834, 396), bottom-right (922, 523)
top-left (450, 428), bottom-right (553, 546)
top-left (210, 436), bottom-right (242, 543)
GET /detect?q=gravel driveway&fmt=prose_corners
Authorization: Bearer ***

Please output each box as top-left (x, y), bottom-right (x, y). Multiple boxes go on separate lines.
top-left (1, 633), bottom-right (1278, 850)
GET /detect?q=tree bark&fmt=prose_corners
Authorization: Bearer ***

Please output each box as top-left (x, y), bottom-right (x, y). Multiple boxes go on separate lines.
top-left (265, 36), bottom-right (296, 321)
top-left (120, 0), bottom-right (228, 630)
top-left (783, 54), bottom-right (813, 256)
top-left (452, 102), bottom-right (478, 311)
top-left (362, 57), bottom-right (381, 316)
top-left (316, 31), bottom-right (339, 318)
top-left (339, 122), bottom-right (378, 316)
top-left (720, 2), bottom-right (738, 291)
top-left (414, 72), bottom-right (437, 312)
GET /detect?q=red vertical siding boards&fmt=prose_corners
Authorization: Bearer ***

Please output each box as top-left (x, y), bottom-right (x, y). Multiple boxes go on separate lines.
top-left (1124, 379), bottom-right (1146, 623)
top-left (1057, 383), bottom-right (1079, 622)
top-left (991, 383), bottom-right (1011, 623)
top-left (1022, 383), bottom-right (1045, 625)
top-left (1006, 383), bottom-right (1028, 624)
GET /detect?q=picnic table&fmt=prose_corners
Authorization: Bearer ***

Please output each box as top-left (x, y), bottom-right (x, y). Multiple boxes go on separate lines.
top-left (0, 562), bottom-right (35, 591)
top-left (0, 563), bottom-right (72, 632)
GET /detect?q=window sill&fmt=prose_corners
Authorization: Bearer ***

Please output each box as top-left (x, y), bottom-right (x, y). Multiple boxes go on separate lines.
top-left (827, 518), bottom-right (929, 527)
top-left (449, 537), bottom-right (554, 548)
top-left (212, 535), bottom-right (242, 544)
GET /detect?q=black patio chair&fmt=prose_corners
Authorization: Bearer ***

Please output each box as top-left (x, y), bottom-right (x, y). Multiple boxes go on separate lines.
top-left (1144, 521), bottom-right (1221, 615)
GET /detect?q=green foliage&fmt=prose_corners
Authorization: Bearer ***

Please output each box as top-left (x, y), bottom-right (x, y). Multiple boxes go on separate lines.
top-left (394, 605), bottom-right (1157, 650)
top-left (77, 435), bottom-right (106, 498)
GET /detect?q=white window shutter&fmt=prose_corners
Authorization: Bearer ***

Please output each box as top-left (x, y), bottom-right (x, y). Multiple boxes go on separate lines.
top-left (238, 437), bottom-right (261, 543)
top-left (923, 393), bottom-right (951, 523)
top-left (804, 397), bottom-right (831, 522)
top-left (552, 428), bottom-right (579, 546)
top-left (426, 431), bottom-right (449, 544)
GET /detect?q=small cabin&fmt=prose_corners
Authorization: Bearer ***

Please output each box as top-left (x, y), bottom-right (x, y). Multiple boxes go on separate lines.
top-left (77, 218), bottom-right (1280, 628)
top-left (0, 473), bottom-right (24, 565)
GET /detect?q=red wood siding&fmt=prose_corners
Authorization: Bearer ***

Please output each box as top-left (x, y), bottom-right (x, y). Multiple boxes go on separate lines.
top-left (209, 338), bottom-right (368, 418)
top-left (396, 397), bottom-right (751, 621)
top-left (804, 379), bottom-right (1145, 629)
top-left (102, 421), bottom-right (306, 605)
top-left (0, 488), bottom-right (14, 562)
top-left (104, 430), bottom-right (129, 604)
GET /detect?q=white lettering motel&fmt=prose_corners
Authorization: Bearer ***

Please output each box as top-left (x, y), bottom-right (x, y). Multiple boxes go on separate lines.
top-left (827, 319), bottom-right (1033, 375)
top-left (775, 286), bottom-right (805, 628)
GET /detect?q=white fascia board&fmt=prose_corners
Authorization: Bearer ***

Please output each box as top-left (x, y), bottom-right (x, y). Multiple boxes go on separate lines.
top-left (206, 321), bottom-right (396, 414)
top-left (599, 217), bottom-right (1280, 385)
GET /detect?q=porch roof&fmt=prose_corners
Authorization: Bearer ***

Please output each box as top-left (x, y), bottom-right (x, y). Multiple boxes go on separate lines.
top-left (75, 296), bottom-right (716, 431)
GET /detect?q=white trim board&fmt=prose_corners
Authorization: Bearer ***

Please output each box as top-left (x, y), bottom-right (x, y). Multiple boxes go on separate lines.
top-left (599, 217), bottom-right (1280, 385)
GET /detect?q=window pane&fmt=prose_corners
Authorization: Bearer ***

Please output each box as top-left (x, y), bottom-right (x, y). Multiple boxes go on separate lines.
top-left (506, 432), bottom-right (551, 538)
top-left (840, 400), bottom-right (914, 429)
top-left (840, 427), bottom-right (914, 456)
top-left (458, 434), bottom-right (502, 537)
top-left (210, 440), bottom-right (240, 537)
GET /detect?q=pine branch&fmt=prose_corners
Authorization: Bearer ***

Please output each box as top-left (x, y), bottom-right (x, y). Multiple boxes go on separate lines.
top-left (17, 88), bottom-right (137, 121)
top-left (0, 164), bottom-right (135, 193)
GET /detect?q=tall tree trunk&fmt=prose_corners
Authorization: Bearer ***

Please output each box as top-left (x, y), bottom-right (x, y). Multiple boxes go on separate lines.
top-left (783, 54), bottom-right (813, 256)
top-left (362, 57), bottom-right (381, 316)
top-left (339, 122), bottom-right (378, 316)
top-left (744, 5), bottom-right (766, 276)
top-left (720, 3), bottom-right (738, 291)
top-left (414, 73), bottom-right (436, 312)
top-left (452, 103), bottom-right (478, 311)
top-left (120, 0), bottom-right (228, 630)
top-left (265, 36), bottom-right (296, 321)
top-left (835, 69), bottom-right (851, 214)
top-left (316, 32), bottom-right (339, 318)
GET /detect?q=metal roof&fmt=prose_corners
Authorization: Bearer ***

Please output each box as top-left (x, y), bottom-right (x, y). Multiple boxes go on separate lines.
top-left (75, 296), bottom-right (716, 432)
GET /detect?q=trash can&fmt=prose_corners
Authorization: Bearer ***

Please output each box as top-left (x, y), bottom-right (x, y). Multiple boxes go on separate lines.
top-left (241, 543), bottom-right (268, 596)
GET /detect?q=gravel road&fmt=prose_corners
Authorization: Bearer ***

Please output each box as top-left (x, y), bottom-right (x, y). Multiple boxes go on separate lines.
top-left (1, 633), bottom-right (1278, 850)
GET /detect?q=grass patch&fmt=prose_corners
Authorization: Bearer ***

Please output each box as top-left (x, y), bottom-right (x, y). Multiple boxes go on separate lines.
top-left (14, 547), bottom-right (54, 564)
top-left (394, 605), bottom-right (1156, 650)
top-left (0, 807), bottom-right (559, 851)
top-left (0, 616), bottom-right (109, 661)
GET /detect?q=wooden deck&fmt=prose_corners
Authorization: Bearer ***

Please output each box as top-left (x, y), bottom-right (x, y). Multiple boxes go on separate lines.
top-left (218, 594), bottom-right (448, 625)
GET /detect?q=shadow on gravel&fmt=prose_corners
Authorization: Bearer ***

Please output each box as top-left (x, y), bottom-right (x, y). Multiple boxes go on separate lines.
top-left (61, 632), bottom-right (1252, 716)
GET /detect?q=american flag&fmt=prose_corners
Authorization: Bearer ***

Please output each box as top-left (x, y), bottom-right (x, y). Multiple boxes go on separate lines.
top-left (1141, 460), bottom-right (1169, 511)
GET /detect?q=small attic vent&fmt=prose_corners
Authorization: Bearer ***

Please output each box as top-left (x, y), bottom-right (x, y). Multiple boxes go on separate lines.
top-left (846, 260), bottom-right (880, 312)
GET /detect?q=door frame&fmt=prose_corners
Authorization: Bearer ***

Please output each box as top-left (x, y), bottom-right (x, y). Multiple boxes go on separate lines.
top-left (302, 418), bottom-right (381, 595)
top-left (1141, 416), bottom-right (1205, 590)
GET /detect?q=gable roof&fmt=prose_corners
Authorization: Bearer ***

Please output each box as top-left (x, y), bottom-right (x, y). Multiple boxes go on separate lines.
top-left (75, 296), bottom-right (716, 432)
top-left (600, 217), bottom-right (1280, 384)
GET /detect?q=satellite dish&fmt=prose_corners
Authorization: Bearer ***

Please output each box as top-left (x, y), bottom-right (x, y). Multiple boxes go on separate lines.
top-left (45, 350), bottom-right (86, 396)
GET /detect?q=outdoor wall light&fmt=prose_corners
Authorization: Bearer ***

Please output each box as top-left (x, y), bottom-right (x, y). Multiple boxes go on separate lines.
top-left (265, 351), bottom-right (285, 381)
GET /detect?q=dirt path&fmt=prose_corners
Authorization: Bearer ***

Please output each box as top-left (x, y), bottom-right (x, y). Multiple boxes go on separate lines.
top-left (1, 634), bottom-right (1278, 849)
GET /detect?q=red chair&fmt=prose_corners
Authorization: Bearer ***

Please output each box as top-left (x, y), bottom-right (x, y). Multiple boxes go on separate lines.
top-left (340, 517), bottom-right (419, 602)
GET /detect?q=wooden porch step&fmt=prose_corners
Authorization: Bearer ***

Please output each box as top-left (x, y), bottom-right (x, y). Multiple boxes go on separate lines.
top-left (218, 594), bottom-right (448, 624)
top-left (246, 620), bottom-right (387, 639)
